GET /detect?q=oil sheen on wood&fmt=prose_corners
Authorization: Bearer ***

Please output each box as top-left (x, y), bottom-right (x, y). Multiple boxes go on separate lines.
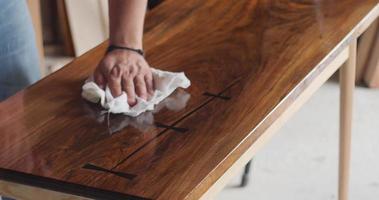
top-left (0, 0), bottom-right (378, 199)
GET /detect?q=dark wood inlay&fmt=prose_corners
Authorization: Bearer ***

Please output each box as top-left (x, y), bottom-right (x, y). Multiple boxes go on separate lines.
top-left (82, 163), bottom-right (136, 180)
top-left (155, 122), bottom-right (188, 133)
top-left (203, 92), bottom-right (231, 100)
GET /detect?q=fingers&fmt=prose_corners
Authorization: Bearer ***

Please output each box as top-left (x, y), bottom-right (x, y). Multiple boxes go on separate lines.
top-left (122, 75), bottom-right (137, 106)
top-left (94, 69), bottom-right (106, 89)
top-left (94, 59), bottom-right (113, 89)
top-left (134, 75), bottom-right (148, 100)
top-left (122, 69), bottom-right (153, 105)
top-left (145, 73), bottom-right (154, 100)
top-left (108, 65), bottom-right (123, 97)
top-left (94, 51), bottom-right (155, 107)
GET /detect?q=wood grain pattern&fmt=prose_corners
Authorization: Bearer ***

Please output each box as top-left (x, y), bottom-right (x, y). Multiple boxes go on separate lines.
top-left (200, 46), bottom-right (350, 200)
top-left (0, 0), bottom-right (378, 199)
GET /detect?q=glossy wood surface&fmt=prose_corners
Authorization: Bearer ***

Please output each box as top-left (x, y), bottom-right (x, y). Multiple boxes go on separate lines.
top-left (1, 0), bottom-right (378, 199)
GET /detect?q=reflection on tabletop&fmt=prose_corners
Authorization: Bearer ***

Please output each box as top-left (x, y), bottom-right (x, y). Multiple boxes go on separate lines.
top-left (83, 89), bottom-right (191, 134)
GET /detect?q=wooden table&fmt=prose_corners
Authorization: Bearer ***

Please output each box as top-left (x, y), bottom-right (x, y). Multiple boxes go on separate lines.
top-left (1, 0), bottom-right (378, 199)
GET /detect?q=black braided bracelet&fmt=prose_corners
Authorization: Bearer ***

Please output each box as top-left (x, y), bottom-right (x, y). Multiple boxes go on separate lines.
top-left (106, 45), bottom-right (145, 56)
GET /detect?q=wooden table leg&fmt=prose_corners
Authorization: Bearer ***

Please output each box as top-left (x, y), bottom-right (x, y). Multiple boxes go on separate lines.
top-left (338, 40), bottom-right (357, 200)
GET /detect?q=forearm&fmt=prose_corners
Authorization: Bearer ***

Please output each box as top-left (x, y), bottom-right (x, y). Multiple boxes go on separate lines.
top-left (95, 0), bottom-right (152, 103)
top-left (108, 0), bottom-right (147, 49)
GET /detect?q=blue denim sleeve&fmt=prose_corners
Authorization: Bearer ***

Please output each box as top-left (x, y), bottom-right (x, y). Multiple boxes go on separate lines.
top-left (0, 0), bottom-right (41, 101)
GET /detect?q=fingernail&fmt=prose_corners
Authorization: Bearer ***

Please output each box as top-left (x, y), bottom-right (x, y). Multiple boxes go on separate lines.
top-left (129, 99), bottom-right (137, 107)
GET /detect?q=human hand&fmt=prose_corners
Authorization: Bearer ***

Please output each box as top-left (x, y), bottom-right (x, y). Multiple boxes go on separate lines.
top-left (94, 49), bottom-right (154, 106)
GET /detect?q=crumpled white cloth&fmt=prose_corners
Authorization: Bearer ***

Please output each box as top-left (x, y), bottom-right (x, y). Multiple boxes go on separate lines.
top-left (81, 68), bottom-right (191, 117)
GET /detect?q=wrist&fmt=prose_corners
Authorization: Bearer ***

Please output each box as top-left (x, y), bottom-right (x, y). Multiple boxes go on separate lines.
top-left (107, 45), bottom-right (144, 56)
top-left (110, 35), bottom-right (143, 49)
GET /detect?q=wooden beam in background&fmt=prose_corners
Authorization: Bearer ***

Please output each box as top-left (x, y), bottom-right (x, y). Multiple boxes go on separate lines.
top-left (357, 19), bottom-right (378, 83)
top-left (64, 0), bottom-right (109, 56)
top-left (363, 25), bottom-right (379, 88)
top-left (57, 0), bottom-right (76, 57)
top-left (27, 0), bottom-right (46, 76)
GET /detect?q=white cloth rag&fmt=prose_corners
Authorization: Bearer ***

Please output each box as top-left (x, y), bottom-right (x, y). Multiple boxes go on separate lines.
top-left (81, 68), bottom-right (191, 117)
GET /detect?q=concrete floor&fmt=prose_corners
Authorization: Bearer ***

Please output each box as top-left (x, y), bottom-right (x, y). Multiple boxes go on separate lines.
top-left (217, 81), bottom-right (379, 200)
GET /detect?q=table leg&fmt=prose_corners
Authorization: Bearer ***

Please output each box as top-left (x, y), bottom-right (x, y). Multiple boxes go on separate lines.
top-left (338, 40), bottom-right (357, 200)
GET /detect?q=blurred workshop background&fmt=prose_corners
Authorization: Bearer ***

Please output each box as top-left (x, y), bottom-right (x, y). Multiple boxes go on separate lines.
top-left (27, 0), bottom-right (379, 199)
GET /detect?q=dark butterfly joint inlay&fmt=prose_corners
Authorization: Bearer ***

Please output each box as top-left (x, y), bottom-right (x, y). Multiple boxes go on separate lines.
top-left (83, 163), bottom-right (136, 180)
top-left (155, 122), bottom-right (189, 133)
top-left (203, 92), bottom-right (231, 100)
